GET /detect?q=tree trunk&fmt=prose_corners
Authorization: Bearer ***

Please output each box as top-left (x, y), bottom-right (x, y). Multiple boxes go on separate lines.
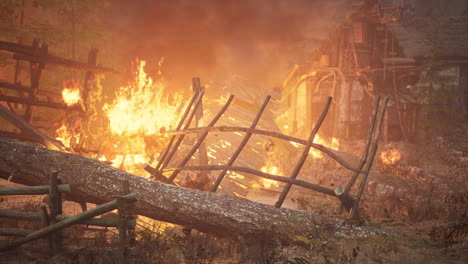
top-left (0, 137), bottom-right (375, 242)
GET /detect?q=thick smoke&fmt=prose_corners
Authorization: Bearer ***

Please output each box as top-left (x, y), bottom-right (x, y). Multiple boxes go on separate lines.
top-left (104, 0), bottom-right (359, 88)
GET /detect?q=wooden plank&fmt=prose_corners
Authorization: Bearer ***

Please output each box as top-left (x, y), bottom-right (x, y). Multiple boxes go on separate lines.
top-left (0, 105), bottom-right (63, 150)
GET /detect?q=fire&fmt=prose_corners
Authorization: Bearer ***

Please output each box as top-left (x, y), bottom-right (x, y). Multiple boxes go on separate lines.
top-left (105, 60), bottom-right (182, 136)
top-left (62, 80), bottom-right (82, 106)
top-left (55, 123), bottom-right (79, 148)
top-left (292, 134), bottom-right (340, 158)
top-left (259, 162), bottom-right (281, 188)
top-left (380, 148), bottom-right (401, 165)
top-left (102, 59), bottom-right (183, 175)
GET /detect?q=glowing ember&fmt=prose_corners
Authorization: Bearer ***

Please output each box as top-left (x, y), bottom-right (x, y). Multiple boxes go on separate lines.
top-left (380, 149), bottom-right (401, 165)
top-left (259, 162), bottom-right (281, 188)
top-left (105, 60), bottom-right (182, 136)
top-left (62, 81), bottom-right (82, 106)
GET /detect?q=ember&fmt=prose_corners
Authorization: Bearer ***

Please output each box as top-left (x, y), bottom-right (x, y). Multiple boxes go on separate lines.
top-left (380, 148), bottom-right (401, 165)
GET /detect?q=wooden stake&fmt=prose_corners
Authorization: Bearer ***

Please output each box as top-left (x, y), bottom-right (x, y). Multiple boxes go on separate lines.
top-left (345, 96), bottom-right (380, 193)
top-left (349, 97), bottom-right (389, 219)
top-left (211, 96), bottom-right (271, 192)
top-left (167, 95), bottom-right (235, 183)
top-left (192, 78), bottom-right (209, 185)
top-left (275, 97), bottom-right (332, 208)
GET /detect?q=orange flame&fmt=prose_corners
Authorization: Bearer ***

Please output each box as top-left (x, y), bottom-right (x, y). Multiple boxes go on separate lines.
top-left (105, 60), bottom-right (182, 136)
top-left (380, 149), bottom-right (401, 165)
top-left (55, 123), bottom-right (79, 148)
top-left (62, 81), bottom-right (82, 106)
top-left (102, 59), bottom-right (183, 175)
top-left (291, 134), bottom-right (340, 158)
top-left (259, 162), bottom-right (281, 188)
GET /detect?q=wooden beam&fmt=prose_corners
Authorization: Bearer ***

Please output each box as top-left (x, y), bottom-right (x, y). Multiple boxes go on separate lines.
top-left (0, 105), bottom-right (63, 150)
top-left (0, 94), bottom-right (80, 110)
top-left (165, 126), bottom-right (360, 173)
top-left (0, 184), bottom-right (70, 195)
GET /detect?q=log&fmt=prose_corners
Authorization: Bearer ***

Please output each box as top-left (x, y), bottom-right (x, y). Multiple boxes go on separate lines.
top-left (0, 136), bottom-right (378, 242)
top-left (0, 184), bottom-right (70, 195)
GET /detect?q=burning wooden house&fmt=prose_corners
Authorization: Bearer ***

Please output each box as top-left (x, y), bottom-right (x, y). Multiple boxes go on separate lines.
top-left (0, 0), bottom-right (467, 262)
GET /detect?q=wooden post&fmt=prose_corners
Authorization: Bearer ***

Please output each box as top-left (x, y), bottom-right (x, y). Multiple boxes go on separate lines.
top-left (25, 39), bottom-right (46, 123)
top-left (211, 96), bottom-right (271, 192)
top-left (39, 205), bottom-right (54, 255)
top-left (118, 180), bottom-right (134, 263)
top-left (82, 48), bottom-right (98, 110)
top-left (48, 170), bottom-right (61, 254)
top-left (192, 78), bottom-right (210, 186)
top-left (275, 97), bottom-right (332, 208)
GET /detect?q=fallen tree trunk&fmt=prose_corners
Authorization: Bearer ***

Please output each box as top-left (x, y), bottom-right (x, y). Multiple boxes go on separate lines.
top-left (0, 136), bottom-right (376, 242)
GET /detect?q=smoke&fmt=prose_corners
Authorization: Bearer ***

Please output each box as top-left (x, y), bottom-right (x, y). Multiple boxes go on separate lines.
top-left (104, 0), bottom-right (360, 88)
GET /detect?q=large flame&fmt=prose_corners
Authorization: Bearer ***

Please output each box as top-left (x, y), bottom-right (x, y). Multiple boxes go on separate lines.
top-left (101, 59), bottom-right (183, 174)
top-left (62, 80), bottom-right (82, 106)
top-left (380, 148), bottom-right (401, 165)
top-left (105, 60), bottom-right (182, 136)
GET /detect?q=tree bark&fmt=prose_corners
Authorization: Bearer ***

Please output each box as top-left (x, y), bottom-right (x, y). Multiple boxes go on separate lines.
top-left (0, 136), bottom-right (376, 242)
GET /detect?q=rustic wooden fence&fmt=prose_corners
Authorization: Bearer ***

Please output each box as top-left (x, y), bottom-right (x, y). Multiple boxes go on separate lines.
top-left (0, 39), bottom-right (117, 152)
top-left (144, 78), bottom-right (389, 218)
top-left (0, 170), bottom-right (137, 262)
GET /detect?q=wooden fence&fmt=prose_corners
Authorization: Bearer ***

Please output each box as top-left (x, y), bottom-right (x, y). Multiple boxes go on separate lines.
top-left (144, 78), bottom-right (389, 218)
top-left (0, 170), bottom-right (137, 263)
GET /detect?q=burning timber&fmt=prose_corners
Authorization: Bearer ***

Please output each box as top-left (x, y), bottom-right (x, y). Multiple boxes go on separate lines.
top-left (0, 136), bottom-right (384, 243)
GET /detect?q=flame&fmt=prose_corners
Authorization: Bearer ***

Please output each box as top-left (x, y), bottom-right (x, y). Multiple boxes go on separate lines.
top-left (380, 148), bottom-right (401, 165)
top-left (62, 81), bottom-right (82, 106)
top-left (102, 59), bottom-right (183, 175)
top-left (105, 60), bottom-right (182, 136)
top-left (55, 123), bottom-right (79, 148)
top-left (291, 134), bottom-right (340, 158)
top-left (259, 162), bottom-right (281, 188)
